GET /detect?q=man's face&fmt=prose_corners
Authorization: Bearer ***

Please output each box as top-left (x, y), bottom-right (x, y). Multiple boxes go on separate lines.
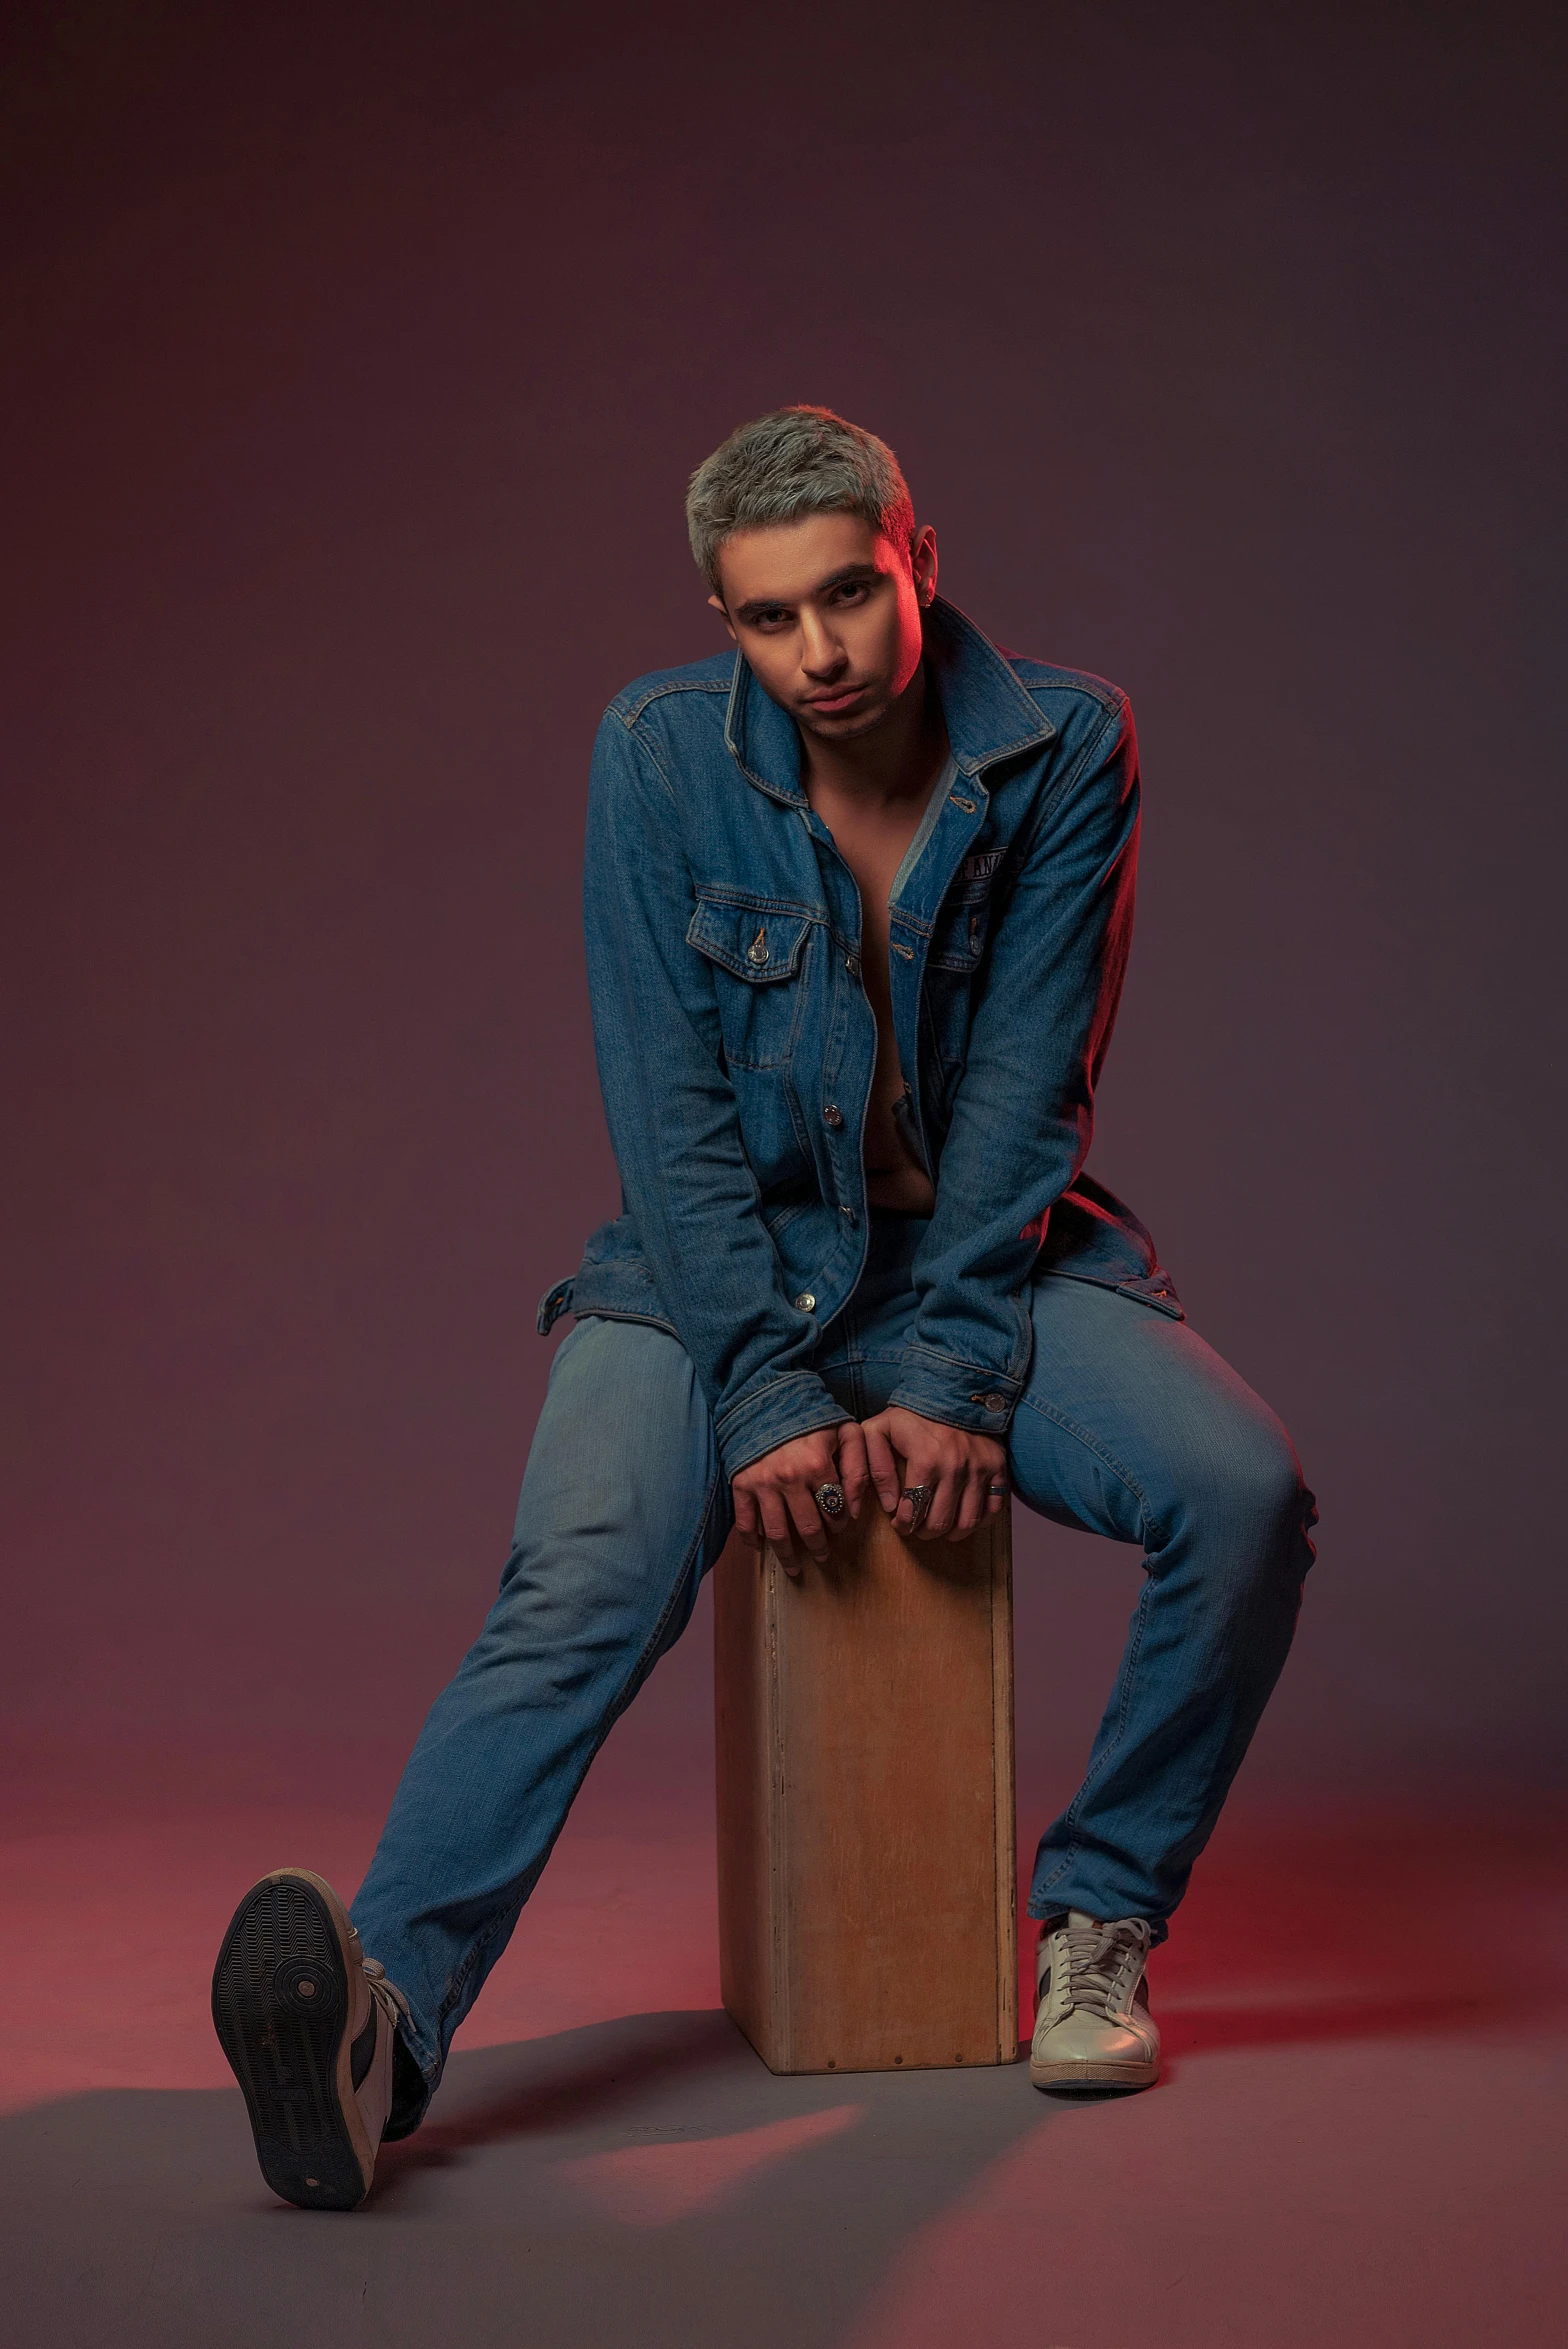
top-left (710, 511), bottom-right (936, 744)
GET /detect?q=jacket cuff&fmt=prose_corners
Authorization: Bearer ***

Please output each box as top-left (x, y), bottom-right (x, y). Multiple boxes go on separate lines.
top-left (886, 1345), bottom-right (1021, 1436)
top-left (715, 1372), bottom-right (854, 1481)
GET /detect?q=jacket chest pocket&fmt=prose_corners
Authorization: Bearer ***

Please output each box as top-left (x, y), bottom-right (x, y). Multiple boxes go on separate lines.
top-left (687, 894), bottom-right (815, 1070)
top-left (928, 876), bottom-right (993, 974)
top-left (920, 881), bottom-right (992, 1075)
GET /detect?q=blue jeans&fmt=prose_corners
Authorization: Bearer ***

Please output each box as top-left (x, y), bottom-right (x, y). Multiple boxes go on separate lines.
top-left (352, 1219), bottom-right (1315, 2125)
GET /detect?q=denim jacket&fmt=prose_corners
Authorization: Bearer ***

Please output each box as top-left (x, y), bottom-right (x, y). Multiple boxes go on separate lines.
top-left (538, 595), bottom-right (1181, 1478)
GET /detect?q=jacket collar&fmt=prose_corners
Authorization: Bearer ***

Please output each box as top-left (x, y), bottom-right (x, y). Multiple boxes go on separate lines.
top-left (723, 592), bottom-right (1055, 805)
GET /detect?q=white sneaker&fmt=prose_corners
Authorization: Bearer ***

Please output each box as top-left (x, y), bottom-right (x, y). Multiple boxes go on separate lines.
top-left (212, 1866), bottom-right (411, 2209)
top-left (1030, 1910), bottom-right (1161, 2093)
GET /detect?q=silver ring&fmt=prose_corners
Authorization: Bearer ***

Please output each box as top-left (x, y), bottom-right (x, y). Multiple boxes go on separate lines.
top-left (900, 1484), bottom-right (932, 1526)
top-left (814, 1482), bottom-right (846, 1518)
top-left (987, 1483), bottom-right (1009, 1498)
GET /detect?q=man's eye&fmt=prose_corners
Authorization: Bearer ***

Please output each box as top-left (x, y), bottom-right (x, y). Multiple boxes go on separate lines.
top-left (831, 583), bottom-right (869, 605)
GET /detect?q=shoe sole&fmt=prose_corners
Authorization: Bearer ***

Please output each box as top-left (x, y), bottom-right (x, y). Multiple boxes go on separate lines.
top-left (1030, 2057), bottom-right (1161, 2094)
top-left (211, 1868), bottom-right (374, 2211)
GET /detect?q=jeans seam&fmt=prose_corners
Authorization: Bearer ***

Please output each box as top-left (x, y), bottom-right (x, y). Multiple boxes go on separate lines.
top-left (430, 1455), bottom-right (727, 2062)
top-left (396, 2013), bottom-right (443, 2086)
top-left (1016, 1394), bottom-right (1161, 1916)
top-left (1029, 1578), bottom-right (1153, 1911)
top-left (1015, 1388), bottom-right (1158, 1532)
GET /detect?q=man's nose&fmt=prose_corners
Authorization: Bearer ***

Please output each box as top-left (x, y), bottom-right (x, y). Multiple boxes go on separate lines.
top-left (798, 610), bottom-right (846, 676)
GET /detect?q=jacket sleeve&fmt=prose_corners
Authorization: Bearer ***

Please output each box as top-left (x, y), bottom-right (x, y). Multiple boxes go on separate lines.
top-left (886, 692), bottom-right (1140, 1435)
top-left (582, 709), bottom-right (853, 1479)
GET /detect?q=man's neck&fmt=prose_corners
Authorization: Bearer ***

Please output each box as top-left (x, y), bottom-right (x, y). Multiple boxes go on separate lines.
top-left (798, 661), bottom-right (950, 811)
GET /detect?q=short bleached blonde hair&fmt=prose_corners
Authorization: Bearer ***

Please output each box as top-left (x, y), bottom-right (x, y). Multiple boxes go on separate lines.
top-left (686, 405), bottom-right (917, 593)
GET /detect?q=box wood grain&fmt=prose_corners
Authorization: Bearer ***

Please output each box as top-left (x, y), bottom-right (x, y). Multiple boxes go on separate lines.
top-left (714, 1499), bottom-right (1017, 2075)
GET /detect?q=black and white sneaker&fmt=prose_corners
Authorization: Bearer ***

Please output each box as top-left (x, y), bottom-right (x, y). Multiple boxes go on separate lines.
top-left (212, 1867), bottom-right (411, 2210)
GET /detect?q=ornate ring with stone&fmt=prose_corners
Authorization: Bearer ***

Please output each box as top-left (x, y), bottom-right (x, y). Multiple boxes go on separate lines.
top-left (814, 1482), bottom-right (846, 1517)
top-left (900, 1484), bottom-right (933, 1526)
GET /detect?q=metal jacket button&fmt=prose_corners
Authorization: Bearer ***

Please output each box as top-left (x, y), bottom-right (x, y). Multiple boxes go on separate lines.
top-left (822, 1103), bottom-right (844, 1128)
top-left (794, 1292), bottom-right (816, 1312)
top-left (983, 1393), bottom-right (1007, 1412)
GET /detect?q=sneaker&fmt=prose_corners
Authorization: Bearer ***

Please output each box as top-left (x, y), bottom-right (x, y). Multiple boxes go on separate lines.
top-left (212, 1866), bottom-right (411, 2210)
top-left (1029, 1909), bottom-right (1161, 2093)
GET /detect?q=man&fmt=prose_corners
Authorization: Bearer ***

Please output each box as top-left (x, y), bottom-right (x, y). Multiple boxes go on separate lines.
top-left (212, 406), bottom-right (1316, 2210)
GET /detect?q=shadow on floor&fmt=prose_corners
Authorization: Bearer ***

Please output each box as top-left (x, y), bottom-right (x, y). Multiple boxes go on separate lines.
top-left (5, 1794), bottom-right (1563, 2347)
top-left (1, 2008), bottom-right (1057, 2349)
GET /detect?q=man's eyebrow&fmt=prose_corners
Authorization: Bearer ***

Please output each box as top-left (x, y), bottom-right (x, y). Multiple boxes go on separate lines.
top-left (732, 563), bottom-right (883, 620)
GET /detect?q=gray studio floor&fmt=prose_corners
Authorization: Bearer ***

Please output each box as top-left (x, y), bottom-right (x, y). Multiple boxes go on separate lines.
top-left (3, 1772), bottom-right (1563, 2348)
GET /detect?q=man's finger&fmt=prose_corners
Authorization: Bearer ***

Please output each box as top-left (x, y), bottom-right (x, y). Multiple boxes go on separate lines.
top-left (759, 1492), bottom-right (806, 1579)
top-left (733, 1484), bottom-right (762, 1548)
top-left (919, 1465), bottom-right (961, 1541)
top-left (757, 1486), bottom-right (795, 1551)
top-left (895, 1450), bottom-right (939, 1535)
top-left (835, 1423), bottom-right (871, 1518)
top-left (863, 1423), bottom-right (901, 1513)
top-left (784, 1479), bottom-right (830, 1565)
top-left (953, 1462), bottom-right (986, 1540)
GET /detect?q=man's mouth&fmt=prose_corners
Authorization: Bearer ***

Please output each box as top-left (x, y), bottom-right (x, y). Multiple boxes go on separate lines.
top-left (802, 683), bottom-right (869, 714)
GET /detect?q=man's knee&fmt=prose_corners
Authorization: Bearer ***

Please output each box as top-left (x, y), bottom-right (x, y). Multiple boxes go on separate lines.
top-left (1162, 1410), bottom-right (1312, 1579)
top-left (1230, 1418), bottom-right (1309, 1546)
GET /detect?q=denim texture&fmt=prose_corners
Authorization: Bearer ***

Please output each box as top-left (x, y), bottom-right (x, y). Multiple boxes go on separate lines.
top-left (540, 596), bottom-right (1172, 1479)
top-left (352, 1218), bottom-right (1315, 2125)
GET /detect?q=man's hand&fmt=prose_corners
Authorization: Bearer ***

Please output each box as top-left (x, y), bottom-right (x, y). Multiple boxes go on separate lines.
top-left (731, 1423), bottom-right (871, 1572)
top-left (860, 1405), bottom-right (1008, 1540)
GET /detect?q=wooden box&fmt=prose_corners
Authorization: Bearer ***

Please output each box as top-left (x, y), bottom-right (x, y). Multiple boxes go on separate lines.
top-left (714, 1498), bottom-right (1017, 2075)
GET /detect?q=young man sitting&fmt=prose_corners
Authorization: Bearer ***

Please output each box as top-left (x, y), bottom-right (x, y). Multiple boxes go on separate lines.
top-left (212, 405), bottom-right (1316, 2210)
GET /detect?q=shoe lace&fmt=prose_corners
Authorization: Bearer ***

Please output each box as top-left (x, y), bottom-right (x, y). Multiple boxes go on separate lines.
top-left (362, 1955), bottom-right (411, 2027)
top-left (1058, 1917), bottom-right (1153, 2017)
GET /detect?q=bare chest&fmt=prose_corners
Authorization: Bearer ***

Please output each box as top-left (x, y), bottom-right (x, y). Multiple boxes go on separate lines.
top-left (807, 781), bottom-right (939, 1209)
top-left (816, 800), bottom-right (923, 1000)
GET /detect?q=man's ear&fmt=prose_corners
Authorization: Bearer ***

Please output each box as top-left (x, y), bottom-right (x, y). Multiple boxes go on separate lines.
top-left (707, 591), bottom-right (737, 642)
top-left (911, 524), bottom-right (938, 610)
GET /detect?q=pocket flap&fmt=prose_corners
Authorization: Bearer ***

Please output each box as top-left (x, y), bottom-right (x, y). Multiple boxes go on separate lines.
top-left (687, 895), bottom-right (813, 982)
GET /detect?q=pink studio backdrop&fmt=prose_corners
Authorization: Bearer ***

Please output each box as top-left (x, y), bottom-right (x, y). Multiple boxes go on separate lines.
top-left (4, 1), bottom-right (1565, 1838)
